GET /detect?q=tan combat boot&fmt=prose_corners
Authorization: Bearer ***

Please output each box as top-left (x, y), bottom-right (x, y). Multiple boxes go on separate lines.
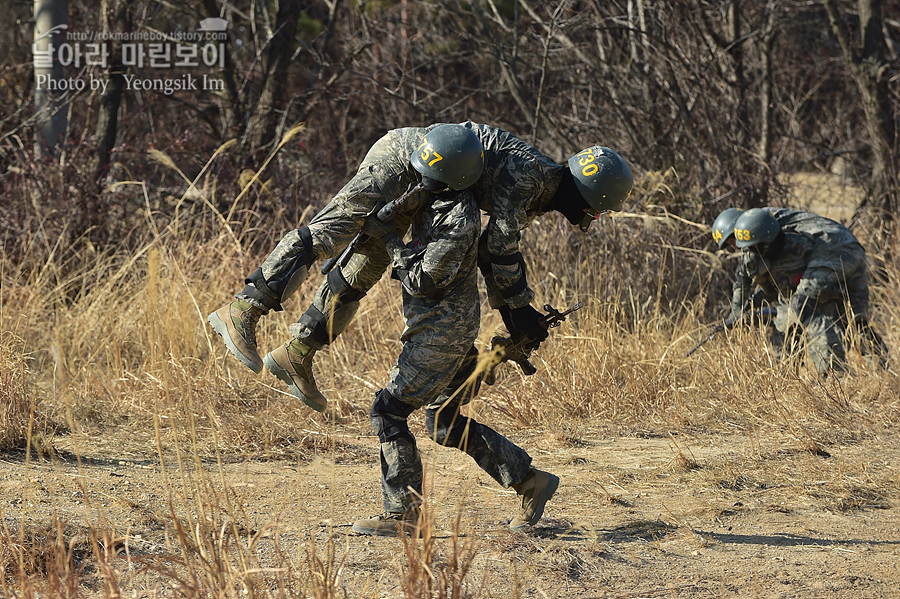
top-left (263, 339), bottom-right (327, 412)
top-left (208, 299), bottom-right (265, 373)
top-left (352, 509), bottom-right (421, 537)
top-left (509, 468), bottom-right (559, 532)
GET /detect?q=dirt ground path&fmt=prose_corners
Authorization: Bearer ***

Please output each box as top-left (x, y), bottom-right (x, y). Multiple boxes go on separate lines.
top-left (2, 428), bottom-right (898, 598)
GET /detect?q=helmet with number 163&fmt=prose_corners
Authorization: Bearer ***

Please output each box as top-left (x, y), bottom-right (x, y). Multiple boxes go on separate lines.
top-left (733, 208), bottom-right (781, 248)
top-left (568, 146), bottom-right (633, 216)
top-left (411, 124), bottom-right (485, 191)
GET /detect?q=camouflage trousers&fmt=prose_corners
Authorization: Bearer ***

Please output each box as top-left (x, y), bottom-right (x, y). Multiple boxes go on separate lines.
top-left (772, 301), bottom-right (847, 374)
top-left (379, 391), bottom-right (534, 514)
top-left (373, 277), bottom-right (532, 512)
top-left (772, 297), bottom-right (889, 374)
top-left (238, 130), bottom-right (419, 326)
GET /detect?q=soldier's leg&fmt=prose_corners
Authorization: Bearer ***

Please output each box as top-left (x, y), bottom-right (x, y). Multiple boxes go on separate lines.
top-left (373, 389), bottom-right (422, 510)
top-left (208, 226), bottom-right (315, 373)
top-left (845, 276), bottom-right (891, 369)
top-left (262, 241), bottom-right (395, 409)
top-left (423, 347), bottom-right (557, 531)
top-left (855, 315), bottom-right (890, 369)
top-left (351, 388), bottom-right (423, 537)
top-left (208, 142), bottom-right (400, 374)
top-left (805, 312), bottom-right (846, 375)
top-left (772, 306), bottom-right (804, 369)
top-left (424, 346), bottom-right (532, 488)
top-left (292, 239), bottom-right (393, 352)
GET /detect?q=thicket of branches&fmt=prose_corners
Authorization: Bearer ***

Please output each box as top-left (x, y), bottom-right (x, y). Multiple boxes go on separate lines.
top-left (1, 0), bottom-right (898, 267)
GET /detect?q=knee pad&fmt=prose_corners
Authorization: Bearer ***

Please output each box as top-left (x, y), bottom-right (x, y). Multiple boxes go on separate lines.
top-left (297, 268), bottom-right (366, 348)
top-left (370, 388), bottom-right (417, 445)
top-left (243, 227), bottom-right (314, 311)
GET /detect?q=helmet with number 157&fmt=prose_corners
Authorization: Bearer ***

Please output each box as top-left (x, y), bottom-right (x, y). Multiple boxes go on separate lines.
top-left (411, 124), bottom-right (485, 191)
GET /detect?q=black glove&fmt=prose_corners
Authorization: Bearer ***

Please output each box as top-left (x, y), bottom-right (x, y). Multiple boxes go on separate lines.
top-left (500, 305), bottom-right (549, 345)
top-left (361, 214), bottom-right (397, 239)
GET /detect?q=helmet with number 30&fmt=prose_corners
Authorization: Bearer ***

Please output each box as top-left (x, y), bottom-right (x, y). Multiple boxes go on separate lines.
top-left (568, 146), bottom-right (633, 217)
top-left (411, 124), bottom-right (485, 191)
top-left (733, 208), bottom-right (781, 248)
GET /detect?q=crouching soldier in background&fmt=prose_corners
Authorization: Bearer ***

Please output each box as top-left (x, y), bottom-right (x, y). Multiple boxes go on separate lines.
top-left (350, 174), bottom-right (559, 536)
top-left (726, 207), bottom-right (889, 375)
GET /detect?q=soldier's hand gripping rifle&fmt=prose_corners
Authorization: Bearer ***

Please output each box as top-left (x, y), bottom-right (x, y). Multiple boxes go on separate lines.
top-left (484, 303), bottom-right (583, 385)
top-left (320, 182), bottom-right (426, 275)
top-left (685, 306), bottom-right (777, 357)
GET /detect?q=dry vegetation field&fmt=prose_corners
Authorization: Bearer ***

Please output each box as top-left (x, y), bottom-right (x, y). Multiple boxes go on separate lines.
top-left (1, 171), bottom-right (898, 598)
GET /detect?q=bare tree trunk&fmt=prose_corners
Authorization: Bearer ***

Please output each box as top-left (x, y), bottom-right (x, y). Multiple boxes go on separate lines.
top-left (33, 0), bottom-right (68, 157)
top-left (823, 0), bottom-right (898, 249)
top-left (201, 0), bottom-right (242, 140)
top-left (246, 0), bottom-right (301, 161)
top-left (758, 4), bottom-right (776, 166)
top-left (90, 0), bottom-right (129, 192)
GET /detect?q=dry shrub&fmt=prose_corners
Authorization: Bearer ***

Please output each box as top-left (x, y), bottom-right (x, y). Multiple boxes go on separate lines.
top-left (0, 333), bottom-right (31, 451)
top-left (0, 333), bottom-right (56, 454)
top-left (0, 518), bottom-right (96, 597)
top-left (3, 153), bottom-right (899, 455)
top-left (398, 498), bottom-right (480, 599)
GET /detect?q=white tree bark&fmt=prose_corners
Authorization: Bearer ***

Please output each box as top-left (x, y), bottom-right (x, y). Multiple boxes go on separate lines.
top-left (33, 0), bottom-right (69, 157)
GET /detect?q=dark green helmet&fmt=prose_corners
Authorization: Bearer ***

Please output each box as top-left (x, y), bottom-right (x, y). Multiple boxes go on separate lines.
top-left (711, 207), bottom-right (743, 249)
top-left (733, 208), bottom-right (781, 248)
top-left (567, 146), bottom-right (633, 214)
top-left (411, 124), bottom-right (484, 191)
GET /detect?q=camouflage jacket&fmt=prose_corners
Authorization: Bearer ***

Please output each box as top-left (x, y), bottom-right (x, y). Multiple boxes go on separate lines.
top-left (732, 208), bottom-right (867, 314)
top-left (459, 121), bottom-right (565, 309)
top-left (397, 192), bottom-right (480, 300)
top-left (365, 122), bottom-right (565, 310)
top-left (397, 192), bottom-right (481, 355)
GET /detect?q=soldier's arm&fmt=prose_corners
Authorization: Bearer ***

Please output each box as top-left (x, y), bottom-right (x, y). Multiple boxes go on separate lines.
top-left (481, 189), bottom-right (538, 309)
top-left (730, 267), bottom-right (755, 319)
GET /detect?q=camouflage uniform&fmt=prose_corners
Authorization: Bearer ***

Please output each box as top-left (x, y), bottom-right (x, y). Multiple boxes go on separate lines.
top-left (372, 192), bottom-right (533, 514)
top-left (239, 128), bottom-right (430, 336)
top-left (253, 122), bottom-right (566, 351)
top-left (732, 208), bottom-right (888, 373)
top-left (461, 122), bottom-right (565, 310)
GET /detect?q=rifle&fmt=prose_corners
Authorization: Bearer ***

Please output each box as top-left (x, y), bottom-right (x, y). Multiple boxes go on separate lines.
top-left (484, 302), bottom-right (583, 385)
top-left (685, 306), bottom-right (777, 357)
top-left (320, 182), bottom-right (426, 275)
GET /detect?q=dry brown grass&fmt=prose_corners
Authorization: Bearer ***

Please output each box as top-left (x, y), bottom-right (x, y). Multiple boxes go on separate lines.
top-left (0, 333), bottom-right (32, 452)
top-left (1, 162), bottom-right (898, 597)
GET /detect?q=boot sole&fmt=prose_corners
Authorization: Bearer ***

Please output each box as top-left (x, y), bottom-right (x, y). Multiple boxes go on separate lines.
top-left (509, 473), bottom-right (559, 533)
top-left (208, 311), bottom-right (263, 374)
top-left (263, 352), bottom-right (328, 413)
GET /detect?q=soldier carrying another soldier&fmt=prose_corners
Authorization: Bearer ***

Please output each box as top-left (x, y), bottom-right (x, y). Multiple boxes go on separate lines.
top-left (208, 122), bottom-right (633, 410)
top-left (347, 143), bottom-right (557, 535)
